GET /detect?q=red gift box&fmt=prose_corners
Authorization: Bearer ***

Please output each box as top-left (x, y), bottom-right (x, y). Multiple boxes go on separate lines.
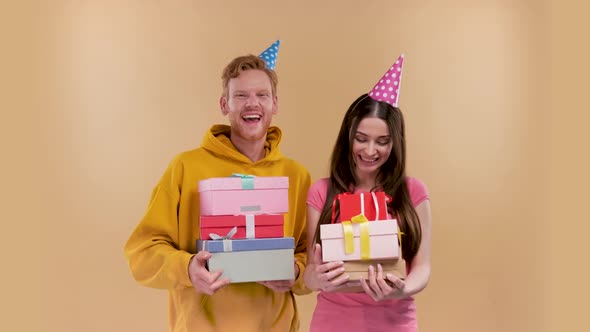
top-left (335, 192), bottom-right (390, 222)
top-left (200, 214), bottom-right (284, 240)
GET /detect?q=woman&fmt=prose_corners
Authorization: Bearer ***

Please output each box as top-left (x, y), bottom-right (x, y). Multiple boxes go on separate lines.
top-left (303, 55), bottom-right (432, 332)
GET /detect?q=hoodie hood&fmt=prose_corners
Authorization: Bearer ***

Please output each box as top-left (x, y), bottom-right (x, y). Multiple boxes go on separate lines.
top-left (201, 124), bottom-right (283, 165)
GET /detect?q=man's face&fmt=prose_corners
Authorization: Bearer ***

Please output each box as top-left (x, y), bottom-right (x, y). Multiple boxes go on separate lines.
top-left (220, 69), bottom-right (278, 142)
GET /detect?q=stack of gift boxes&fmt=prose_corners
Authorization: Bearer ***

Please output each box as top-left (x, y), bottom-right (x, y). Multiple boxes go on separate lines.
top-left (196, 174), bottom-right (294, 283)
top-left (320, 191), bottom-right (406, 291)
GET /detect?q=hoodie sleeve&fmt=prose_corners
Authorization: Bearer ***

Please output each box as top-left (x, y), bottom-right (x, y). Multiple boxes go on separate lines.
top-left (290, 169), bottom-right (313, 295)
top-left (123, 159), bottom-right (194, 290)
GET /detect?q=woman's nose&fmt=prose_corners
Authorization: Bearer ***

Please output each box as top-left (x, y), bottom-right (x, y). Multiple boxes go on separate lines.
top-left (365, 142), bottom-right (376, 155)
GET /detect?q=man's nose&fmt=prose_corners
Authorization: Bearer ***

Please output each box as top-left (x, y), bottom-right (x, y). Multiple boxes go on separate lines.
top-left (246, 94), bottom-right (259, 106)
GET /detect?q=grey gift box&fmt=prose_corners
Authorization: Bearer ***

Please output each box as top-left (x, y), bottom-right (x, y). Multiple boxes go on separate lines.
top-left (196, 237), bottom-right (295, 283)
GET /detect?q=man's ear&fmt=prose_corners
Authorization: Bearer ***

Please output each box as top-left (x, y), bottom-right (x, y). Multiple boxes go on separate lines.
top-left (220, 95), bottom-right (228, 116)
top-left (272, 95), bottom-right (278, 115)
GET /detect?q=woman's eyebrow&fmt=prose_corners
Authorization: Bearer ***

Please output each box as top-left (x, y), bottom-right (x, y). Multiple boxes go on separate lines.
top-left (356, 131), bottom-right (390, 139)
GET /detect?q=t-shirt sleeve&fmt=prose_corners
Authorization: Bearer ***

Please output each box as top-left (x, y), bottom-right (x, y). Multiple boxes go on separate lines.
top-left (407, 177), bottom-right (429, 207)
top-left (307, 178), bottom-right (329, 212)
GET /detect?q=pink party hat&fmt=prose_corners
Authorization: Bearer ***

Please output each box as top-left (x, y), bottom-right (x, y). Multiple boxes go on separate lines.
top-left (368, 54), bottom-right (405, 107)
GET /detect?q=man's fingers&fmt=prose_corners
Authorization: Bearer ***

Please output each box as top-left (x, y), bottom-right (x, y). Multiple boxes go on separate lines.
top-left (194, 250), bottom-right (211, 263)
top-left (204, 269), bottom-right (224, 284)
top-left (195, 272), bottom-right (229, 295)
top-left (259, 280), bottom-right (294, 292)
top-left (209, 278), bottom-right (231, 292)
top-left (269, 284), bottom-right (291, 292)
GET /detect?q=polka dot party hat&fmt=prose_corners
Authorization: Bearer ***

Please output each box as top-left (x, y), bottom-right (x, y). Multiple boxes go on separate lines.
top-left (258, 40), bottom-right (280, 70)
top-left (368, 54), bottom-right (405, 107)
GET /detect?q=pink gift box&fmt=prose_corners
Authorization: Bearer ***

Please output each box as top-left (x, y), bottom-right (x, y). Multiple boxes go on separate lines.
top-left (337, 192), bottom-right (389, 222)
top-left (198, 175), bottom-right (289, 216)
top-left (200, 214), bottom-right (284, 240)
top-left (320, 219), bottom-right (400, 262)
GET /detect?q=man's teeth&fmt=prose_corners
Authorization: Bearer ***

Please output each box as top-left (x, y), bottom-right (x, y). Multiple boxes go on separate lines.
top-left (243, 115), bottom-right (261, 120)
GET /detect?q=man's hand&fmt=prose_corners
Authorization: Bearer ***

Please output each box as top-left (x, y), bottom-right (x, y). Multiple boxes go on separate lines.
top-left (188, 251), bottom-right (230, 295)
top-left (257, 261), bottom-right (299, 292)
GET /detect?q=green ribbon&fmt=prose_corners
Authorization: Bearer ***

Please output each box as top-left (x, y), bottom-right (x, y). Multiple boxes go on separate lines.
top-left (231, 173), bottom-right (255, 190)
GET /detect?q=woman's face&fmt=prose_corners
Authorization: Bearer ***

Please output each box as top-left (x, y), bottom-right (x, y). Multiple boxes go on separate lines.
top-left (351, 116), bottom-right (393, 178)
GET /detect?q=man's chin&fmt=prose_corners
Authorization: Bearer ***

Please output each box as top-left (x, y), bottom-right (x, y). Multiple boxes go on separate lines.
top-left (239, 130), bottom-right (267, 142)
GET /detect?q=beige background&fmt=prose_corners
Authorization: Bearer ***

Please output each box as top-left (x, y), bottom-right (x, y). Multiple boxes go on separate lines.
top-left (1, 0), bottom-right (588, 331)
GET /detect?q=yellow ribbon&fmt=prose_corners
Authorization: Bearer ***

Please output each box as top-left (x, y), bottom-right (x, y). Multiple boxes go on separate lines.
top-left (396, 221), bottom-right (404, 259)
top-left (342, 214), bottom-right (371, 260)
top-left (395, 220), bottom-right (404, 247)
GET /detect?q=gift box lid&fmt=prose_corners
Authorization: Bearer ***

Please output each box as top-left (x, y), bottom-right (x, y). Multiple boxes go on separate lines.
top-left (197, 237), bottom-right (294, 253)
top-left (198, 175), bottom-right (289, 192)
top-left (320, 219), bottom-right (398, 240)
top-left (200, 214), bottom-right (283, 228)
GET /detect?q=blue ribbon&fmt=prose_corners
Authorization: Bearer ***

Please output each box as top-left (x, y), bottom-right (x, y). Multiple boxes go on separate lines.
top-left (231, 173), bottom-right (255, 190)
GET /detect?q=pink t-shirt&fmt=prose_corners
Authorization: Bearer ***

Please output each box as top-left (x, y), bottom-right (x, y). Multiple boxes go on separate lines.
top-left (306, 177), bottom-right (429, 332)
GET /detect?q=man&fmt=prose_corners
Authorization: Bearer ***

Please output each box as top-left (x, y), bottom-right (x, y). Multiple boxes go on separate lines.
top-left (124, 41), bottom-right (311, 331)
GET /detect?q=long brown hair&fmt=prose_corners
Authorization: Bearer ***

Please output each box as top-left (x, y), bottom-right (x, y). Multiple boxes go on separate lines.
top-left (313, 94), bottom-right (422, 262)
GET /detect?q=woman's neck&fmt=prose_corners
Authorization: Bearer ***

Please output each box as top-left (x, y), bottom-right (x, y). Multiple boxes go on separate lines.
top-left (354, 171), bottom-right (378, 192)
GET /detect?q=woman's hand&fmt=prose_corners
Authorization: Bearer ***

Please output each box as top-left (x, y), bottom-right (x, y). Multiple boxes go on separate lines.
top-left (303, 243), bottom-right (350, 291)
top-left (360, 263), bottom-right (407, 301)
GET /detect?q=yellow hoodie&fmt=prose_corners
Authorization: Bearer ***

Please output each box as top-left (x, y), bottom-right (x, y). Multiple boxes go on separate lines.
top-left (124, 125), bottom-right (311, 332)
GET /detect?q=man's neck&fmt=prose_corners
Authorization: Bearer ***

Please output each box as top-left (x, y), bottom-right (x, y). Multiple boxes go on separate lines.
top-left (230, 134), bottom-right (266, 163)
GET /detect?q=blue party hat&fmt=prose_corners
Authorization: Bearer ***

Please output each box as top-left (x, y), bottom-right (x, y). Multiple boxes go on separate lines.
top-left (258, 40), bottom-right (280, 70)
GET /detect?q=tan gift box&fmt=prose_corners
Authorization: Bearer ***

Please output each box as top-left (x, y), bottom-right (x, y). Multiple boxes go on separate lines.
top-left (344, 259), bottom-right (406, 280)
top-left (328, 258), bottom-right (406, 293)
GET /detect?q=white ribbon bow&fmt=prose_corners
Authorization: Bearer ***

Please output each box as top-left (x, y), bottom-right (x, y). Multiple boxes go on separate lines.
top-left (209, 226), bottom-right (238, 252)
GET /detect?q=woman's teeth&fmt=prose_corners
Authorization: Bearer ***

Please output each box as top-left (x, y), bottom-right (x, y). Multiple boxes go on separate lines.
top-left (361, 156), bottom-right (377, 162)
